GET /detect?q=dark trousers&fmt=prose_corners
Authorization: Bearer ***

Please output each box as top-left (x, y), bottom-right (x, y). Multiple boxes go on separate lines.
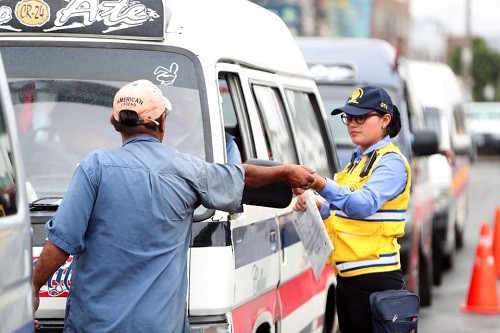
top-left (336, 269), bottom-right (404, 333)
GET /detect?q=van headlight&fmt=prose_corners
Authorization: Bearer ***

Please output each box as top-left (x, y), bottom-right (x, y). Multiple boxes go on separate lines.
top-left (190, 323), bottom-right (230, 333)
top-left (190, 316), bottom-right (231, 333)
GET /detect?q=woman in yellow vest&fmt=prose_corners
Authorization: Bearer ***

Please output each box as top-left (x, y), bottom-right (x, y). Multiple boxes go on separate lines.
top-left (296, 85), bottom-right (411, 333)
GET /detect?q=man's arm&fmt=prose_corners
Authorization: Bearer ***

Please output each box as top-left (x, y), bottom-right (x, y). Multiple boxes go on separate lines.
top-left (32, 239), bottom-right (70, 311)
top-left (242, 163), bottom-right (315, 189)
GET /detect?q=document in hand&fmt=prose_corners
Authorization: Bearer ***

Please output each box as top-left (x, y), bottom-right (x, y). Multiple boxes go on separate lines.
top-left (291, 190), bottom-right (334, 279)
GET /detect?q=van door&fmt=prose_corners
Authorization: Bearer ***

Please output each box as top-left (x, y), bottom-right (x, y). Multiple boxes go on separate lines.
top-left (0, 53), bottom-right (34, 333)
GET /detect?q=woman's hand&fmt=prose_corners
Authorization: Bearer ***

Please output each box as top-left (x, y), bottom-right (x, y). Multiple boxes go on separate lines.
top-left (293, 193), bottom-right (307, 211)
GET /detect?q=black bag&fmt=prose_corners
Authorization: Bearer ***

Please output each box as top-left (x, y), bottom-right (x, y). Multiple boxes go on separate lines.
top-left (369, 289), bottom-right (420, 333)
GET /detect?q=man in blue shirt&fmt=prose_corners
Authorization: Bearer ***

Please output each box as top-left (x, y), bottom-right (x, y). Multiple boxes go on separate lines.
top-left (32, 79), bottom-right (315, 332)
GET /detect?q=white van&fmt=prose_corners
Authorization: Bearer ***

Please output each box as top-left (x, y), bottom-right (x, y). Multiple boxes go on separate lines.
top-left (0, 53), bottom-right (34, 332)
top-left (402, 60), bottom-right (472, 285)
top-left (0, 1), bottom-right (339, 332)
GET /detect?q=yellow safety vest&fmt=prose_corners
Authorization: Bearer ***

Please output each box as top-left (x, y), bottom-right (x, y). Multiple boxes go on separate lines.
top-left (324, 143), bottom-right (412, 277)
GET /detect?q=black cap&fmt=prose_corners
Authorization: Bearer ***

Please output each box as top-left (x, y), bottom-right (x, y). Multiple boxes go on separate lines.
top-left (331, 85), bottom-right (395, 116)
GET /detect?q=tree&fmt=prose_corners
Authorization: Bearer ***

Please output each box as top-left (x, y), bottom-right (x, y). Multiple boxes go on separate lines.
top-left (449, 37), bottom-right (500, 101)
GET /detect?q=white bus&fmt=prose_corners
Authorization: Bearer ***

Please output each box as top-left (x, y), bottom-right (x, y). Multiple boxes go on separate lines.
top-left (0, 0), bottom-right (340, 332)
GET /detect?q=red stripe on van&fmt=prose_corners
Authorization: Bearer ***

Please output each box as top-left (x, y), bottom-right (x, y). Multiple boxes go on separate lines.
top-left (232, 266), bottom-right (333, 332)
top-left (279, 266), bottom-right (331, 318)
top-left (232, 289), bottom-right (279, 333)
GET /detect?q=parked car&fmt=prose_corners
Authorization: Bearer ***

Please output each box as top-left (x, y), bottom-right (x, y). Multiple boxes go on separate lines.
top-left (464, 102), bottom-right (500, 154)
top-left (402, 60), bottom-right (472, 286)
top-left (297, 37), bottom-right (439, 306)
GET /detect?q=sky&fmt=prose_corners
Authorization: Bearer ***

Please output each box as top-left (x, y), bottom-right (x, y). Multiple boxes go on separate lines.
top-left (410, 0), bottom-right (500, 39)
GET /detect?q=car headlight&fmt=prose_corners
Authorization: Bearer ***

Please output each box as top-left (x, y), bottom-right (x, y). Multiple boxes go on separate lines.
top-left (434, 187), bottom-right (451, 212)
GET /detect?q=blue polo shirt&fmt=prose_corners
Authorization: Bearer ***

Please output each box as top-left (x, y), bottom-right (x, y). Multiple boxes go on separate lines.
top-left (319, 136), bottom-right (408, 219)
top-left (46, 136), bottom-right (244, 332)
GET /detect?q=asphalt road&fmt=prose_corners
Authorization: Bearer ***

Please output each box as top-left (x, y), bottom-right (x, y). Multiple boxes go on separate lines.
top-left (419, 154), bottom-right (500, 332)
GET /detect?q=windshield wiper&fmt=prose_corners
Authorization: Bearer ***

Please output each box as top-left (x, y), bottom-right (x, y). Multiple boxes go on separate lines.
top-left (29, 196), bottom-right (63, 211)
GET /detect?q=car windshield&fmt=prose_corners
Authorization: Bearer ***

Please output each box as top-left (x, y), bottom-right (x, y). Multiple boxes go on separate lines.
top-left (0, 46), bottom-right (204, 199)
top-left (466, 104), bottom-right (500, 120)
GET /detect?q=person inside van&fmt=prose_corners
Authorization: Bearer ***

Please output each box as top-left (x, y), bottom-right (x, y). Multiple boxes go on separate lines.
top-left (225, 131), bottom-right (242, 164)
top-left (31, 79), bottom-right (316, 333)
top-left (294, 85), bottom-right (411, 333)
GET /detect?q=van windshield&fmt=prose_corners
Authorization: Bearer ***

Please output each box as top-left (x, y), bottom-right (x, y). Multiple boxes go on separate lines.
top-left (0, 46), bottom-right (204, 199)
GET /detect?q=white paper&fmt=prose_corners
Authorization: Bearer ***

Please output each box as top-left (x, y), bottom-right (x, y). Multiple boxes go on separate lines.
top-left (291, 190), bottom-right (334, 280)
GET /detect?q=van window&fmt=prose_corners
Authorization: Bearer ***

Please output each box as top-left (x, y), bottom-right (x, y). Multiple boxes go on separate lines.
top-left (285, 89), bottom-right (334, 177)
top-left (252, 85), bottom-right (298, 163)
top-left (0, 112), bottom-right (16, 217)
top-left (218, 73), bottom-right (254, 162)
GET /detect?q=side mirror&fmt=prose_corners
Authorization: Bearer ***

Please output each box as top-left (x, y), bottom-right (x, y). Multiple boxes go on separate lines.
top-left (193, 205), bottom-right (215, 222)
top-left (241, 159), bottom-right (293, 209)
top-left (412, 129), bottom-right (439, 156)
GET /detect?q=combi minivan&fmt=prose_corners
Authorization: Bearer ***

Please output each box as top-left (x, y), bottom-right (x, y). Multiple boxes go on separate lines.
top-left (0, 0), bottom-right (340, 332)
top-left (297, 37), bottom-right (439, 307)
top-left (403, 60), bottom-right (471, 285)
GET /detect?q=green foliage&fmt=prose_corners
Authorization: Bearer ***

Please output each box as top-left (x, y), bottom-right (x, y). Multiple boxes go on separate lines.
top-left (448, 37), bottom-right (500, 101)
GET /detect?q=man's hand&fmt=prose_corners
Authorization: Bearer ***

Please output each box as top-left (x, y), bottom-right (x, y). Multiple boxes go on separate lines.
top-left (242, 163), bottom-right (315, 189)
top-left (282, 165), bottom-right (315, 189)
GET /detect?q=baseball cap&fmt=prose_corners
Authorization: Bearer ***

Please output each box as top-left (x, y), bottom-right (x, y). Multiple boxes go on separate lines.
top-left (331, 85), bottom-right (394, 116)
top-left (112, 79), bottom-right (172, 125)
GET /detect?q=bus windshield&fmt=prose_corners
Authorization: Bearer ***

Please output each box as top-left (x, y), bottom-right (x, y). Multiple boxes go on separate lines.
top-left (0, 46), bottom-right (204, 199)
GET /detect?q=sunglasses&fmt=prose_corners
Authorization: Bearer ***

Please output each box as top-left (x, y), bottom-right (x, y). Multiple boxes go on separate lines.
top-left (340, 112), bottom-right (382, 125)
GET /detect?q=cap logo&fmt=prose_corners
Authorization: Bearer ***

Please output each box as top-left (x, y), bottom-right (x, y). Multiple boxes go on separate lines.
top-left (347, 88), bottom-right (363, 104)
top-left (380, 102), bottom-right (388, 109)
top-left (116, 97), bottom-right (144, 107)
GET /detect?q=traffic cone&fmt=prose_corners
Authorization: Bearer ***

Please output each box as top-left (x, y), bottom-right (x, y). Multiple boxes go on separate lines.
top-left (492, 206), bottom-right (500, 276)
top-left (461, 222), bottom-right (500, 313)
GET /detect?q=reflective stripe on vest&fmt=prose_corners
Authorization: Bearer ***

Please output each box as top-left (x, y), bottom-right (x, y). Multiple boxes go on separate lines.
top-left (336, 252), bottom-right (399, 273)
top-left (335, 209), bottom-right (406, 222)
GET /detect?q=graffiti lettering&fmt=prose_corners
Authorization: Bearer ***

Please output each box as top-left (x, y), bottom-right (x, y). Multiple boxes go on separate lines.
top-left (53, 0), bottom-right (154, 32)
top-left (54, 0), bottom-right (99, 26)
top-left (33, 256), bottom-right (74, 298)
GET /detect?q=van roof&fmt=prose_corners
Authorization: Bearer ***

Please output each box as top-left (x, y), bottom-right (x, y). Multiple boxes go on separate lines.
top-left (404, 60), bottom-right (464, 108)
top-left (0, 0), bottom-right (310, 76)
top-left (296, 37), bottom-right (401, 89)
top-left (165, 0), bottom-right (310, 75)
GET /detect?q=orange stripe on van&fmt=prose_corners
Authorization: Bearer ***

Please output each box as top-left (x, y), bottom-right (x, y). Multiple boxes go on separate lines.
top-left (452, 159), bottom-right (470, 196)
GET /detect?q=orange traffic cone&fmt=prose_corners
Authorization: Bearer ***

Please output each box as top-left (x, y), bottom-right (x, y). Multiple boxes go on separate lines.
top-left (461, 222), bottom-right (500, 313)
top-left (492, 206), bottom-right (500, 276)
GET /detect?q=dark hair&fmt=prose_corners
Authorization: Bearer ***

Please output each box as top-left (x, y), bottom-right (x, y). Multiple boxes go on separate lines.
top-left (110, 110), bottom-right (161, 136)
top-left (387, 106), bottom-right (401, 138)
